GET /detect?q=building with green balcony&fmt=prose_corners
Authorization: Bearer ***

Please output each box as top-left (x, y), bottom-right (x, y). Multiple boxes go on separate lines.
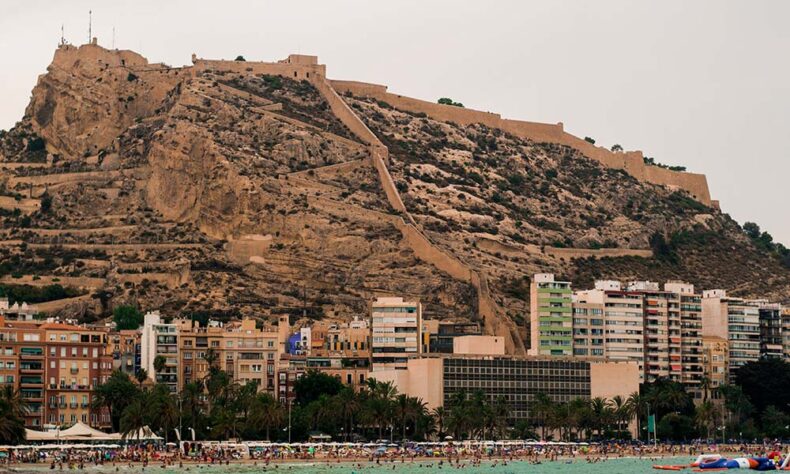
top-left (529, 274), bottom-right (573, 356)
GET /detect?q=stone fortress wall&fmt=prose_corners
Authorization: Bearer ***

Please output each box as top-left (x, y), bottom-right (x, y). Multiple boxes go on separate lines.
top-left (330, 80), bottom-right (713, 207)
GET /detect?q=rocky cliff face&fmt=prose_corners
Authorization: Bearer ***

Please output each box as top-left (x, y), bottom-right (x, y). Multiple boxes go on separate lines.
top-left (1, 44), bottom-right (787, 336)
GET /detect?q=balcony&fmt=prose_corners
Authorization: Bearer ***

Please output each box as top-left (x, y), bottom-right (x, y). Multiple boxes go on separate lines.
top-left (20, 364), bottom-right (43, 373)
top-left (70, 368), bottom-right (79, 374)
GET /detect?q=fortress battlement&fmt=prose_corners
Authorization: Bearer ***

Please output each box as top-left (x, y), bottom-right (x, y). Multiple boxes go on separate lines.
top-left (46, 44), bottom-right (714, 207)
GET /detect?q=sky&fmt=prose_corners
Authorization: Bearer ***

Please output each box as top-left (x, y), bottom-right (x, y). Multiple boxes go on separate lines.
top-left (1, 0), bottom-right (788, 244)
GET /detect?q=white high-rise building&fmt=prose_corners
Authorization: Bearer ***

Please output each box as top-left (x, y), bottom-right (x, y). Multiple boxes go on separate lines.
top-left (370, 297), bottom-right (422, 370)
top-left (139, 311), bottom-right (179, 391)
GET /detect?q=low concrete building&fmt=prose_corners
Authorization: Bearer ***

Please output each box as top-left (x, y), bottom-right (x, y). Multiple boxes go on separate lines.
top-left (375, 355), bottom-right (639, 424)
top-left (452, 335), bottom-right (505, 355)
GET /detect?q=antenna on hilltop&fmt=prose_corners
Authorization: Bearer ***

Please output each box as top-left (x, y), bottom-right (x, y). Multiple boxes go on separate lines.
top-left (60, 24), bottom-right (65, 46)
top-left (112, 26), bottom-right (115, 49)
top-left (88, 10), bottom-right (92, 44)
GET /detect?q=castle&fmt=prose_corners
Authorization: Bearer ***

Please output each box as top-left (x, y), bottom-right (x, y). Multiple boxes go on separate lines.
top-left (47, 42), bottom-right (713, 207)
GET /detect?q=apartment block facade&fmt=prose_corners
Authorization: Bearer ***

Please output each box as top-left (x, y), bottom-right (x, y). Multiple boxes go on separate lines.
top-left (0, 317), bottom-right (112, 429)
top-left (529, 274), bottom-right (573, 357)
top-left (702, 290), bottom-right (760, 378)
top-left (370, 297), bottom-right (422, 370)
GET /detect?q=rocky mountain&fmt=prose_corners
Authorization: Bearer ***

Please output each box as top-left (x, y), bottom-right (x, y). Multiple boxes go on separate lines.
top-left (0, 44), bottom-right (787, 351)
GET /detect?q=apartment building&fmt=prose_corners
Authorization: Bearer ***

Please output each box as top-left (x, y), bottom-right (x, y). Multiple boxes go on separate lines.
top-left (702, 290), bottom-right (760, 378)
top-left (177, 318), bottom-right (281, 393)
top-left (140, 311), bottom-right (179, 392)
top-left (311, 317), bottom-right (370, 358)
top-left (702, 336), bottom-right (729, 399)
top-left (572, 281), bottom-right (644, 373)
top-left (758, 302), bottom-right (783, 359)
top-left (664, 281), bottom-right (704, 398)
top-left (0, 316), bottom-right (112, 429)
top-left (43, 323), bottom-right (113, 428)
top-left (783, 308), bottom-right (790, 359)
top-left (572, 280), bottom-right (703, 392)
top-left (276, 354), bottom-right (370, 404)
top-left (370, 297), bottom-right (422, 370)
top-left (109, 329), bottom-right (140, 376)
top-left (626, 281), bottom-right (683, 384)
top-left (529, 274), bottom-right (573, 357)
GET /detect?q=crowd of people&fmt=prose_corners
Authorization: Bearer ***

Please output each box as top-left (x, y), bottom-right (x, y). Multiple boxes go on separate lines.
top-left (0, 440), bottom-right (787, 470)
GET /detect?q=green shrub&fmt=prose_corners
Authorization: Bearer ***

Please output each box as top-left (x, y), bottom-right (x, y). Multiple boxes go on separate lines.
top-left (437, 97), bottom-right (464, 108)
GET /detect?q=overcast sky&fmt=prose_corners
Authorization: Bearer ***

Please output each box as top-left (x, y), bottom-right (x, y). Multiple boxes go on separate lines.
top-left (1, 0), bottom-right (787, 244)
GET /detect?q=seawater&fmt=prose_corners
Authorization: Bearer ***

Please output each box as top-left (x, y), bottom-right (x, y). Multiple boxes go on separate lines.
top-left (13, 457), bottom-right (691, 473)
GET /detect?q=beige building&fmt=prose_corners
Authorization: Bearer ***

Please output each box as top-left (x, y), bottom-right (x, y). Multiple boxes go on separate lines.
top-left (702, 336), bottom-right (729, 400)
top-left (572, 281), bottom-right (645, 374)
top-left (664, 281), bottom-right (704, 399)
top-left (572, 280), bottom-right (702, 392)
top-left (627, 281), bottom-right (682, 384)
top-left (783, 308), bottom-right (790, 359)
top-left (453, 335), bottom-right (505, 355)
top-left (177, 318), bottom-right (282, 394)
top-left (370, 297), bottom-right (422, 370)
top-left (376, 355), bottom-right (639, 432)
top-left (702, 290), bottom-right (760, 378)
top-left (529, 274), bottom-right (573, 357)
top-left (311, 317), bottom-right (370, 358)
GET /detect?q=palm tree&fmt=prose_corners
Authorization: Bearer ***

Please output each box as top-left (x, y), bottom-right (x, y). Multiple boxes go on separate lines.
top-left (135, 368), bottom-right (148, 387)
top-left (489, 396), bottom-right (510, 440)
top-left (120, 396), bottom-right (148, 441)
top-left (0, 386), bottom-right (28, 443)
top-left (589, 397), bottom-right (611, 437)
top-left (180, 380), bottom-right (204, 437)
top-left (695, 401), bottom-right (719, 439)
top-left (335, 387), bottom-right (360, 440)
top-left (148, 384), bottom-right (178, 442)
top-left (365, 380), bottom-right (397, 439)
top-left (627, 392), bottom-right (646, 440)
top-left (432, 407), bottom-right (448, 440)
top-left (394, 395), bottom-right (424, 441)
top-left (248, 393), bottom-right (283, 440)
top-left (611, 395), bottom-right (629, 434)
top-left (532, 393), bottom-right (555, 440)
top-left (153, 355), bottom-right (167, 375)
top-left (309, 394), bottom-right (334, 431)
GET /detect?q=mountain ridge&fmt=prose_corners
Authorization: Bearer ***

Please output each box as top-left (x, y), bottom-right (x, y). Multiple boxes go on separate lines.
top-left (1, 43), bottom-right (787, 352)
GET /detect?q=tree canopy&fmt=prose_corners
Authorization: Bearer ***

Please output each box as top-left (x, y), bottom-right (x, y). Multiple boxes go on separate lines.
top-left (113, 305), bottom-right (144, 330)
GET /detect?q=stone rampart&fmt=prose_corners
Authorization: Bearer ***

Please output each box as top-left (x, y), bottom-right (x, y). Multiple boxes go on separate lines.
top-left (316, 78), bottom-right (523, 354)
top-left (330, 80), bottom-right (713, 206)
top-left (544, 247), bottom-right (653, 259)
top-left (192, 54), bottom-right (325, 82)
